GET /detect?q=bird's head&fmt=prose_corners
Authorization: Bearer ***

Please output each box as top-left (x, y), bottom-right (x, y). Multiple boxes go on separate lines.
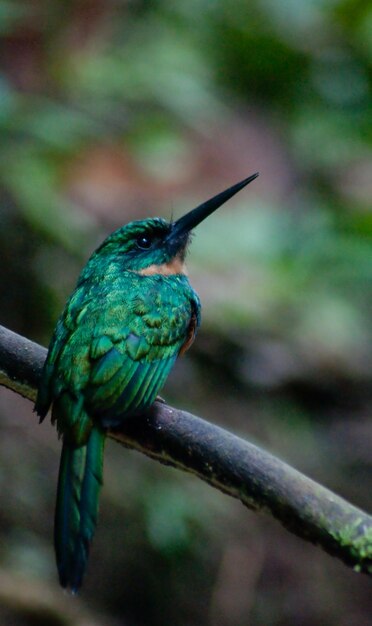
top-left (86, 173), bottom-right (259, 277)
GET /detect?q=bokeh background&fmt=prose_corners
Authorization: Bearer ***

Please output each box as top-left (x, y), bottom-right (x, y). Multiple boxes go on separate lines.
top-left (0, 1), bottom-right (371, 625)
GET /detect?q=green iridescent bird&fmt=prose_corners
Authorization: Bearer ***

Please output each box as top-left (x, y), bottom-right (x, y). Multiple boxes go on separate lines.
top-left (34, 172), bottom-right (258, 591)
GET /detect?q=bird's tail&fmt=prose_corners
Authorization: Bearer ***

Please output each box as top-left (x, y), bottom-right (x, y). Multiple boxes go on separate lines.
top-left (55, 425), bottom-right (106, 592)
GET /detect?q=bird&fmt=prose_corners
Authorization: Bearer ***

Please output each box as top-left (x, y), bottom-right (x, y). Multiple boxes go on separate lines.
top-left (34, 172), bottom-right (259, 592)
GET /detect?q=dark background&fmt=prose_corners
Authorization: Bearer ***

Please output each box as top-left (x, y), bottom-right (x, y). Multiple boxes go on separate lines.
top-left (0, 1), bottom-right (371, 625)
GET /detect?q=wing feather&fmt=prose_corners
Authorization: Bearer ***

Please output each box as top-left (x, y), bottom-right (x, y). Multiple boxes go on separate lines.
top-left (37, 274), bottom-right (201, 434)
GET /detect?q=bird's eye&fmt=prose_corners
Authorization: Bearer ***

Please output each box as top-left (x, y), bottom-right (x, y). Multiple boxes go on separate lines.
top-left (136, 235), bottom-right (153, 250)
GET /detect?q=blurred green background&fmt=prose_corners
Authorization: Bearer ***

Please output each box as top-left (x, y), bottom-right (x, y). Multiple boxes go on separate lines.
top-left (0, 1), bottom-right (371, 625)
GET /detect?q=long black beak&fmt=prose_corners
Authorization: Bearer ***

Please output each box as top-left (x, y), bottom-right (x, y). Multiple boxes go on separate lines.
top-left (170, 172), bottom-right (259, 241)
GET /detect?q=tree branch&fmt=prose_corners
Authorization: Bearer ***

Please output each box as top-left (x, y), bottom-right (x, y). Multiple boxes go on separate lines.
top-left (0, 324), bottom-right (371, 576)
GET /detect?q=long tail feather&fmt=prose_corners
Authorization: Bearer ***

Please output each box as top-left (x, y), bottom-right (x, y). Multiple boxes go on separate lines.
top-left (54, 426), bottom-right (105, 592)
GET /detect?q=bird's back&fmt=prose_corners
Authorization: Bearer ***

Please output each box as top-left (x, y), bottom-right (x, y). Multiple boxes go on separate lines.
top-left (36, 270), bottom-right (200, 434)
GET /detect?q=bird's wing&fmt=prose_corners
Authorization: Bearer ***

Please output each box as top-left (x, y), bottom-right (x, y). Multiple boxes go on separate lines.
top-left (35, 282), bottom-right (92, 422)
top-left (45, 276), bottom-right (200, 435)
top-left (86, 282), bottom-right (199, 427)
top-left (35, 318), bottom-right (70, 421)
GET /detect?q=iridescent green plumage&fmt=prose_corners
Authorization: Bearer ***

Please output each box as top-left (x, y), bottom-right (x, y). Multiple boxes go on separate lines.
top-left (35, 174), bottom-right (258, 591)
